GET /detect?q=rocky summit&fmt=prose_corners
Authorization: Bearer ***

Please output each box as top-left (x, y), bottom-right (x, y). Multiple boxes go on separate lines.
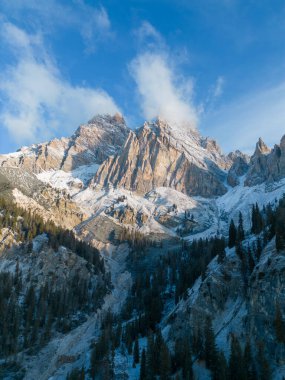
top-left (0, 114), bottom-right (129, 173)
top-left (92, 118), bottom-right (228, 197)
top-left (1, 114), bottom-right (285, 380)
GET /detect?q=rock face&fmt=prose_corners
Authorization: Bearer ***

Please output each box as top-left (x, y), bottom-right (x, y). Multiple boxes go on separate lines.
top-left (0, 114), bottom-right (129, 173)
top-left (245, 135), bottom-right (285, 186)
top-left (227, 153), bottom-right (250, 187)
top-left (0, 167), bottom-right (86, 229)
top-left (92, 119), bottom-right (228, 198)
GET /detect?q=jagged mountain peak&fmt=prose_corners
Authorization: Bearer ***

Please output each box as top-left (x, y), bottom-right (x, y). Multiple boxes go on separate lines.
top-left (245, 133), bottom-right (285, 186)
top-left (0, 113), bottom-right (129, 174)
top-left (87, 112), bottom-right (126, 127)
top-left (138, 117), bottom-right (224, 163)
top-left (254, 137), bottom-right (271, 156)
top-left (142, 116), bottom-right (199, 141)
top-left (92, 116), bottom-right (228, 197)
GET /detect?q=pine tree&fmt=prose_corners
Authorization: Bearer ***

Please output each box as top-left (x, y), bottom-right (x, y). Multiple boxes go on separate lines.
top-left (228, 219), bottom-right (237, 248)
top-left (140, 349), bottom-right (147, 380)
top-left (257, 344), bottom-right (271, 380)
top-left (182, 339), bottom-right (193, 380)
top-left (274, 303), bottom-right (285, 343)
top-left (146, 334), bottom-right (155, 380)
top-left (133, 336), bottom-right (140, 365)
top-left (229, 336), bottom-right (243, 380)
top-left (214, 351), bottom-right (227, 380)
top-left (153, 329), bottom-right (163, 375)
top-left (204, 317), bottom-right (218, 373)
top-left (243, 340), bottom-right (255, 380)
top-left (256, 237), bottom-right (262, 260)
top-left (237, 212), bottom-right (245, 242)
top-left (160, 342), bottom-right (171, 380)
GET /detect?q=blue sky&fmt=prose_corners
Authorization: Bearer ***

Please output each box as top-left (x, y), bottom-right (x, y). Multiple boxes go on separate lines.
top-left (0, 0), bottom-right (285, 154)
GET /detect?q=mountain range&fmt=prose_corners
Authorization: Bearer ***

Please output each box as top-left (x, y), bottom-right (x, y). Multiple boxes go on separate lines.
top-left (0, 114), bottom-right (285, 380)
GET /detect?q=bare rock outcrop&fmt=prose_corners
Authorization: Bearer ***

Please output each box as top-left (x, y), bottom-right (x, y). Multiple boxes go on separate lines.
top-left (0, 114), bottom-right (129, 173)
top-left (92, 119), bottom-right (228, 198)
top-left (245, 135), bottom-right (285, 186)
top-left (227, 153), bottom-right (250, 187)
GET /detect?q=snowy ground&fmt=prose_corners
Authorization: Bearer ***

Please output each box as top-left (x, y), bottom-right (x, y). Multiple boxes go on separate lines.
top-left (36, 160), bottom-right (285, 244)
top-left (37, 163), bottom-right (99, 196)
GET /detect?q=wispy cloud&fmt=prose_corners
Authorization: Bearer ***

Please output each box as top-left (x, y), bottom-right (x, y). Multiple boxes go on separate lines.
top-left (0, 0), bottom-right (112, 52)
top-left (213, 76), bottom-right (225, 98)
top-left (201, 82), bottom-right (285, 153)
top-left (130, 22), bottom-right (197, 130)
top-left (0, 22), bottom-right (120, 145)
top-left (134, 21), bottom-right (165, 51)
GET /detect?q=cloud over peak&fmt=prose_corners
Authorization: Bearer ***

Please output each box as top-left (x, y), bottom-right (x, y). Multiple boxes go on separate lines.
top-left (130, 51), bottom-right (198, 130)
top-left (0, 22), bottom-right (120, 145)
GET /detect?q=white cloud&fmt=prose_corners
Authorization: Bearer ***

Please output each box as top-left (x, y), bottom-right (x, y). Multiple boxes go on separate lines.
top-left (0, 22), bottom-right (120, 145)
top-left (134, 21), bottom-right (165, 50)
top-left (213, 76), bottom-right (225, 98)
top-left (201, 82), bottom-right (285, 153)
top-left (131, 22), bottom-right (197, 130)
top-left (0, 0), bottom-right (112, 52)
top-left (130, 52), bottom-right (198, 130)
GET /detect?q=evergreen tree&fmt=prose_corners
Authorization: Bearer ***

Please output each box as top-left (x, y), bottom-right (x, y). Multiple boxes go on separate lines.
top-left (181, 339), bottom-right (193, 380)
top-left (214, 351), bottom-right (227, 380)
top-left (146, 334), bottom-right (155, 380)
top-left (229, 336), bottom-right (243, 380)
top-left (139, 349), bottom-right (147, 380)
top-left (274, 303), bottom-right (285, 343)
top-left (257, 344), bottom-right (271, 380)
top-left (251, 203), bottom-right (263, 234)
top-left (237, 211), bottom-right (245, 242)
top-left (243, 340), bottom-right (255, 380)
top-left (133, 336), bottom-right (140, 365)
top-left (160, 342), bottom-right (171, 380)
top-left (256, 237), bottom-right (263, 260)
top-left (204, 317), bottom-right (218, 373)
top-left (228, 220), bottom-right (237, 248)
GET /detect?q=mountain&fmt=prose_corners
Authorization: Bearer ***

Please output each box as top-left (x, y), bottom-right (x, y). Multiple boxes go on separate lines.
top-left (0, 113), bottom-right (128, 173)
top-left (92, 118), bottom-right (229, 197)
top-left (0, 114), bottom-right (285, 379)
top-left (245, 135), bottom-right (285, 186)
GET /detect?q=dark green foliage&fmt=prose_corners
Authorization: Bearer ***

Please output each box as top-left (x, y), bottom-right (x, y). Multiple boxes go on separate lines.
top-left (0, 198), bottom-right (108, 359)
top-left (0, 266), bottom-right (107, 358)
top-left (173, 337), bottom-right (193, 380)
top-left (274, 303), bottom-right (285, 343)
top-left (133, 336), bottom-right (140, 365)
top-left (275, 195), bottom-right (285, 251)
top-left (0, 197), bottom-right (104, 272)
top-left (228, 219), bottom-right (237, 248)
top-left (66, 367), bottom-right (85, 380)
top-left (90, 313), bottom-right (118, 379)
top-left (251, 203), bottom-right (263, 235)
top-left (214, 351), bottom-right (228, 380)
top-left (257, 344), bottom-right (271, 380)
top-left (204, 317), bottom-right (218, 374)
top-left (243, 340), bottom-right (256, 380)
top-left (237, 212), bottom-right (245, 242)
top-left (139, 349), bottom-right (147, 380)
top-left (228, 336), bottom-right (243, 380)
top-left (142, 330), bottom-right (171, 380)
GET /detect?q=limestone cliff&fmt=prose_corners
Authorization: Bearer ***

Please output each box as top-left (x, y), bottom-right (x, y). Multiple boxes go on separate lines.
top-left (92, 119), bottom-right (228, 198)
